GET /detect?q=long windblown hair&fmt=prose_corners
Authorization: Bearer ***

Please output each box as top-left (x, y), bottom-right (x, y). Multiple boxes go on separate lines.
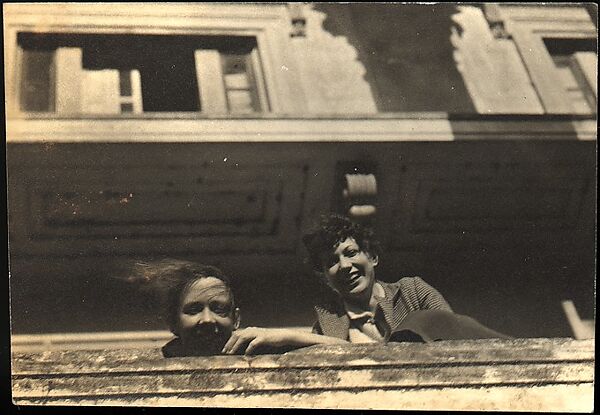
top-left (125, 259), bottom-right (234, 333)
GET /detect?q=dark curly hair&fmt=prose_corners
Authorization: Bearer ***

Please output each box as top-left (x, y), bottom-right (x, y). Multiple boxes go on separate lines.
top-left (125, 259), bottom-right (234, 334)
top-left (302, 214), bottom-right (381, 271)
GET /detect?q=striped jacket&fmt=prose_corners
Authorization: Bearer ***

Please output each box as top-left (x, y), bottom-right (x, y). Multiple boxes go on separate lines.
top-left (313, 277), bottom-right (452, 341)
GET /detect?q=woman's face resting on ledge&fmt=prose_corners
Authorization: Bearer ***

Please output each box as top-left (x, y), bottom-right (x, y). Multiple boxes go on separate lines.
top-left (173, 275), bottom-right (347, 356)
top-left (175, 276), bottom-right (240, 356)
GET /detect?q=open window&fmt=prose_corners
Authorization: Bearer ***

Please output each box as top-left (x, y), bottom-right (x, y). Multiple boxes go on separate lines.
top-left (17, 32), bottom-right (269, 115)
top-left (543, 38), bottom-right (597, 114)
top-left (483, 5), bottom-right (597, 115)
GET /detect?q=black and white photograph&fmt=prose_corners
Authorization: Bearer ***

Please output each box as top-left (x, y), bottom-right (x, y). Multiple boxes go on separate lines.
top-left (5, 2), bottom-right (596, 411)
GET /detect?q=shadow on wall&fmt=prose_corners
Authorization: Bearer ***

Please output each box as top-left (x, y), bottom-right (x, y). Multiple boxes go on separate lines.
top-left (314, 3), bottom-right (476, 113)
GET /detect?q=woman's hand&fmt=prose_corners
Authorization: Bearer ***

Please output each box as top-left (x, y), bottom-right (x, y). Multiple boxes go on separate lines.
top-left (222, 327), bottom-right (347, 355)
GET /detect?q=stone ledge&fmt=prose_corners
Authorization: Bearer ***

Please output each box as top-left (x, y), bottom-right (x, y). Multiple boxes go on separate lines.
top-left (12, 338), bottom-right (594, 410)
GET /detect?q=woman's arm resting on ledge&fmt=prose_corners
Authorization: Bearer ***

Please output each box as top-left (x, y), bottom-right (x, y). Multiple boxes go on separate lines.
top-left (222, 327), bottom-right (348, 355)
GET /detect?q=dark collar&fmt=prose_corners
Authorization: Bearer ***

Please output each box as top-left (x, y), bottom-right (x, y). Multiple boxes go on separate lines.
top-left (161, 337), bottom-right (184, 358)
top-left (315, 280), bottom-right (402, 340)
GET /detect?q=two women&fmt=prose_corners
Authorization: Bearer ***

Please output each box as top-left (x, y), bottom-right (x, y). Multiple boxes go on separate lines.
top-left (131, 214), bottom-right (507, 357)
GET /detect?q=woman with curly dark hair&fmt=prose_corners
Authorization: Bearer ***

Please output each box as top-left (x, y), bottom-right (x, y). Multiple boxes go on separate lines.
top-left (301, 214), bottom-right (509, 343)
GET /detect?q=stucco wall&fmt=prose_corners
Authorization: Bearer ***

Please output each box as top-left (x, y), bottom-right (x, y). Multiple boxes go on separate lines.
top-left (311, 3), bottom-right (476, 113)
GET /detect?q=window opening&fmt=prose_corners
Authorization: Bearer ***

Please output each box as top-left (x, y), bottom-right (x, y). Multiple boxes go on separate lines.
top-left (19, 48), bottom-right (55, 112)
top-left (543, 38), bottom-right (597, 114)
top-left (222, 53), bottom-right (261, 113)
top-left (17, 33), bottom-right (265, 115)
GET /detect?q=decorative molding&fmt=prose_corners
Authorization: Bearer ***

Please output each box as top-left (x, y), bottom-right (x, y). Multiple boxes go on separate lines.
top-left (288, 3), bottom-right (307, 38)
top-left (387, 160), bottom-right (592, 249)
top-left (11, 163), bottom-right (307, 256)
top-left (5, 116), bottom-right (597, 142)
top-left (483, 4), bottom-right (511, 39)
top-left (344, 173), bottom-right (377, 220)
top-left (489, 22), bottom-right (510, 40)
top-left (411, 180), bottom-right (585, 231)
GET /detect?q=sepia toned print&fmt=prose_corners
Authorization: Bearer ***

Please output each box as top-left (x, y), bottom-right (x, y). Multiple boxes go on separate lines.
top-left (5, 2), bottom-right (596, 411)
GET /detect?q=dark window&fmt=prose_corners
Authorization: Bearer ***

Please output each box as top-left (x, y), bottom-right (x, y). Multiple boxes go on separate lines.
top-left (17, 32), bottom-right (265, 114)
top-left (19, 49), bottom-right (55, 112)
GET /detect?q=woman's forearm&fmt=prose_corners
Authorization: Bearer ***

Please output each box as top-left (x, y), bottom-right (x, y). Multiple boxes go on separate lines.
top-left (289, 331), bottom-right (349, 346)
top-left (222, 327), bottom-right (348, 354)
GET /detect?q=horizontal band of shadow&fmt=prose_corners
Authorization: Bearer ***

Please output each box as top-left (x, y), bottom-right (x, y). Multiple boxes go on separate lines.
top-left (13, 380), bottom-right (595, 402)
top-left (13, 358), bottom-right (595, 378)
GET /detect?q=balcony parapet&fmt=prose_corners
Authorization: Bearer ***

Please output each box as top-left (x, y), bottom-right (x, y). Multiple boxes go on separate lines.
top-left (11, 337), bottom-right (594, 410)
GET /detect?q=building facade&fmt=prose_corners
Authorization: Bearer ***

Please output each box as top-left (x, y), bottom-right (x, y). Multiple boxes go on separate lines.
top-left (5, 3), bottom-right (597, 341)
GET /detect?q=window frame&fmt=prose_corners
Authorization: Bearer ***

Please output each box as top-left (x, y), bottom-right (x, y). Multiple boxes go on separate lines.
top-left (496, 5), bottom-right (597, 114)
top-left (221, 49), bottom-right (266, 114)
top-left (4, 3), bottom-right (306, 118)
top-left (549, 51), bottom-right (597, 114)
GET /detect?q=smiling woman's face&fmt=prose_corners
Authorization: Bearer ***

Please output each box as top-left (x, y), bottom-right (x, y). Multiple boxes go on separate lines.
top-left (175, 277), bottom-right (239, 355)
top-left (321, 237), bottom-right (378, 303)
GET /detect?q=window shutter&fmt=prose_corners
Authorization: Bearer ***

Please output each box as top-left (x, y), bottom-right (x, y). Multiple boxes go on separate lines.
top-left (250, 48), bottom-right (268, 111)
top-left (81, 69), bottom-right (120, 114)
top-left (572, 52), bottom-right (597, 98)
top-left (55, 47), bottom-right (83, 113)
top-left (194, 49), bottom-right (227, 114)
